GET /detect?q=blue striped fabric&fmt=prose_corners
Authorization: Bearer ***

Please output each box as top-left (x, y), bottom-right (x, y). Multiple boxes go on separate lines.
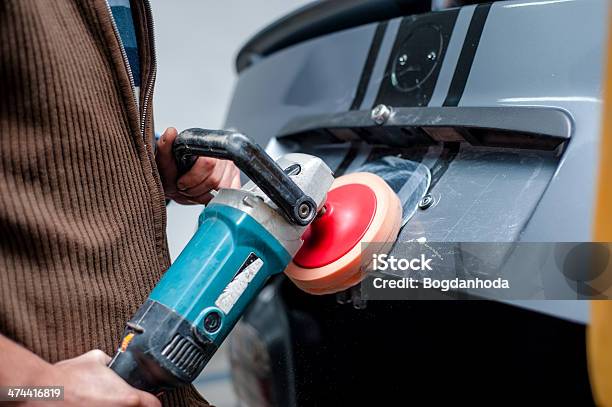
top-left (108, 0), bottom-right (141, 87)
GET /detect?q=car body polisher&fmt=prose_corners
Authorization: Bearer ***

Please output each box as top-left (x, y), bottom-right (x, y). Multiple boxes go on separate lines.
top-left (108, 129), bottom-right (401, 394)
top-left (285, 172), bottom-right (403, 295)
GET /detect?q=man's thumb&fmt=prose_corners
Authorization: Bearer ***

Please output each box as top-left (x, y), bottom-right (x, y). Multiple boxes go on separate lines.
top-left (156, 127), bottom-right (179, 182)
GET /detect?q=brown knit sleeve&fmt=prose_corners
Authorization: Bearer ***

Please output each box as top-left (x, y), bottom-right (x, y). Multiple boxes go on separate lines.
top-left (161, 385), bottom-right (213, 407)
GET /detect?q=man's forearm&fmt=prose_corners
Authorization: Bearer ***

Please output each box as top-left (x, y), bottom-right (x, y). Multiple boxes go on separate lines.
top-left (0, 334), bottom-right (52, 386)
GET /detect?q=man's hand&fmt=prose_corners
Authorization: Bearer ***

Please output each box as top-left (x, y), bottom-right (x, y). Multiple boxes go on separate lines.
top-left (31, 350), bottom-right (161, 407)
top-left (0, 335), bottom-right (159, 407)
top-left (156, 127), bottom-right (241, 204)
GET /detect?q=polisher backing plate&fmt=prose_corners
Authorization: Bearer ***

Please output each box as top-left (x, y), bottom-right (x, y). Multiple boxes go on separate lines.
top-left (285, 172), bottom-right (402, 295)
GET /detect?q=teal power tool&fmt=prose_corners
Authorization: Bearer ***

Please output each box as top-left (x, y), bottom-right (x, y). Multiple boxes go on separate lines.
top-left (108, 129), bottom-right (333, 393)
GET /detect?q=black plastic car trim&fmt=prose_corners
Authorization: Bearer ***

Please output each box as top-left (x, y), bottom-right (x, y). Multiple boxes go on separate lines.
top-left (278, 106), bottom-right (572, 151)
top-left (236, 0), bottom-right (431, 73)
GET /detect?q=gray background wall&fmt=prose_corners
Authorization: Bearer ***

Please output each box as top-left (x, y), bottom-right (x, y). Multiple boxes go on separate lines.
top-left (150, 1), bottom-right (311, 405)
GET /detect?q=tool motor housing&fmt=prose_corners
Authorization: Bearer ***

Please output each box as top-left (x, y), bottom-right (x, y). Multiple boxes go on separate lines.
top-left (109, 153), bottom-right (333, 393)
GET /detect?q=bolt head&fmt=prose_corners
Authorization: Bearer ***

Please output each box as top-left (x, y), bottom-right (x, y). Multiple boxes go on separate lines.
top-left (298, 203), bottom-right (312, 219)
top-left (418, 194), bottom-right (434, 210)
top-left (371, 104), bottom-right (392, 125)
top-left (427, 51), bottom-right (437, 61)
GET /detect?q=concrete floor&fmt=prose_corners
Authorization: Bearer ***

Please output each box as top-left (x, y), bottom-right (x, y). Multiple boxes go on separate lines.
top-left (150, 1), bottom-right (311, 405)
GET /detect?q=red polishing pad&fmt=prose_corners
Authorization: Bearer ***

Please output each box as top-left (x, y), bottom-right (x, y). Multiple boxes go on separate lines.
top-left (293, 184), bottom-right (377, 269)
top-left (285, 172), bottom-right (402, 295)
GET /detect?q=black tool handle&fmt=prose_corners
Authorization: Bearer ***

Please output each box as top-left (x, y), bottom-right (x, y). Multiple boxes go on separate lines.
top-left (172, 128), bottom-right (316, 226)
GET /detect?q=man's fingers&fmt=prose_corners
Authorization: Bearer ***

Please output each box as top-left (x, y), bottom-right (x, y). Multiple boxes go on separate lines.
top-left (79, 349), bottom-right (111, 365)
top-left (137, 390), bottom-right (162, 407)
top-left (186, 164), bottom-right (237, 204)
top-left (180, 160), bottom-right (238, 202)
top-left (177, 157), bottom-right (218, 191)
top-left (179, 179), bottom-right (212, 199)
top-left (156, 127), bottom-right (242, 204)
top-left (218, 163), bottom-right (239, 191)
top-left (230, 166), bottom-right (241, 189)
top-left (156, 127), bottom-right (178, 158)
top-left (156, 127), bottom-right (179, 187)
top-left (190, 191), bottom-right (215, 205)
top-left (223, 162), bottom-right (241, 190)
top-left (179, 160), bottom-right (230, 197)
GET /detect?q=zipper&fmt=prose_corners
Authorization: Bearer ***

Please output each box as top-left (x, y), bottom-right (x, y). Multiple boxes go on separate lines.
top-left (104, 0), bottom-right (167, 265)
top-left (104, 0), bottom-right (157, 138)
top-left (140, 0), bottom-right (157, 138)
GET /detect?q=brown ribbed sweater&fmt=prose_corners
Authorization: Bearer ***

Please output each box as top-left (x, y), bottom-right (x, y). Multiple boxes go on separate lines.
top-left (0, 1), bottom-right (209, 405)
